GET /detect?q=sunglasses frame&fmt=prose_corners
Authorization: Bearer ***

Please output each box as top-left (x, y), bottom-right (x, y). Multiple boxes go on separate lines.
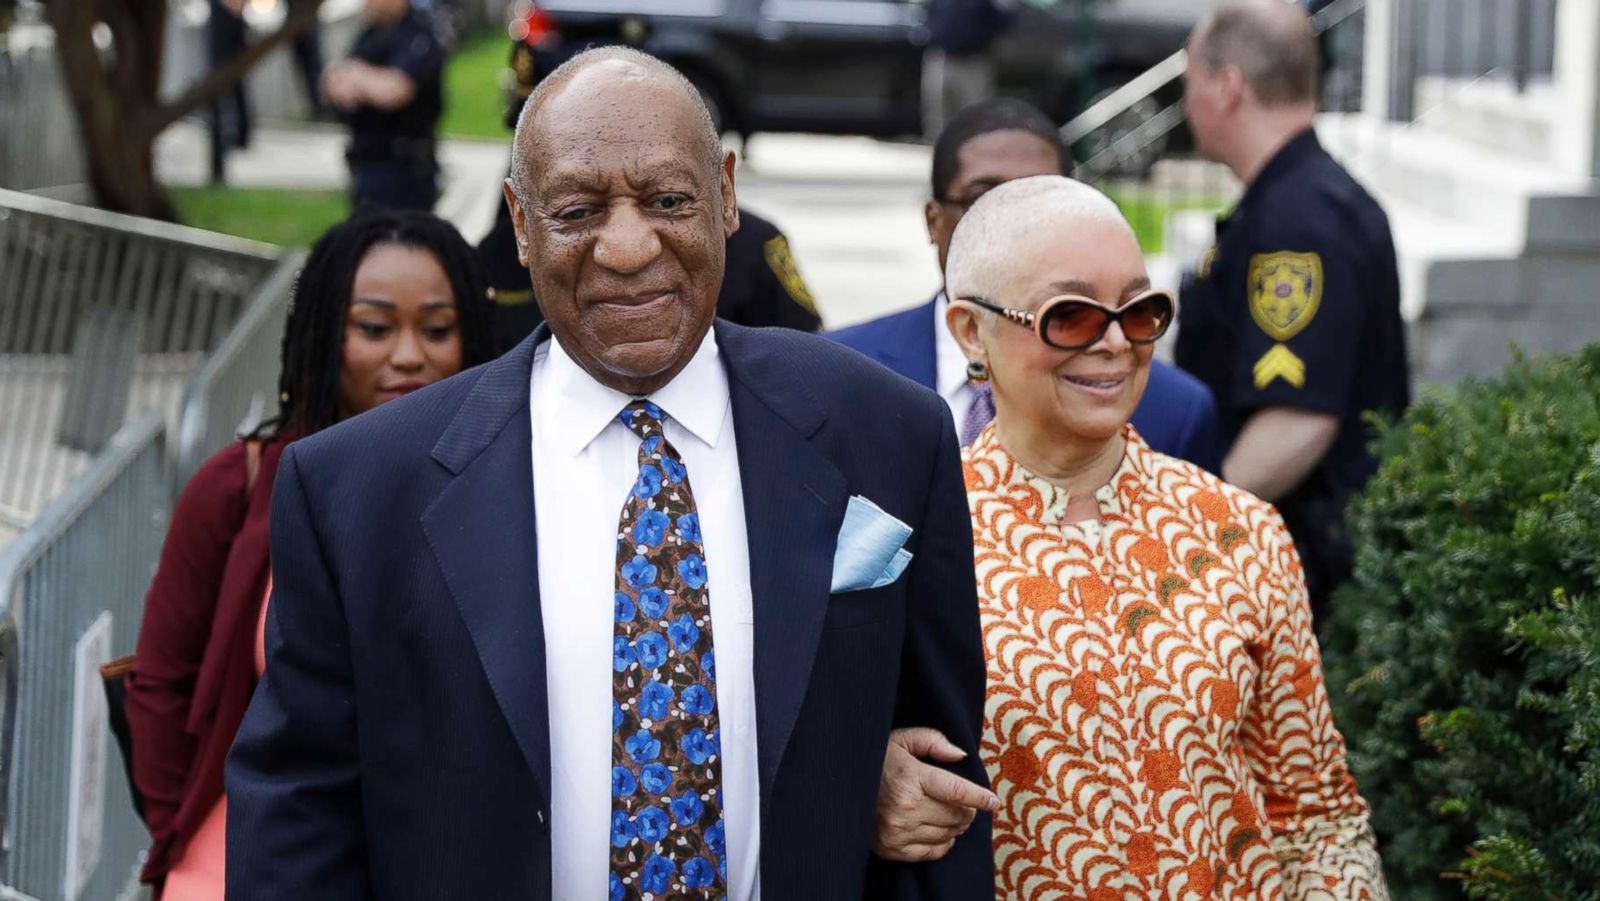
top-left (955, 289), bottom-right (1177, 351)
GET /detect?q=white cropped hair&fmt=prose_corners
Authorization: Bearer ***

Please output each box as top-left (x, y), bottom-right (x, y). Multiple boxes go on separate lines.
top-left (944, 175), bottom-right (1134, 303)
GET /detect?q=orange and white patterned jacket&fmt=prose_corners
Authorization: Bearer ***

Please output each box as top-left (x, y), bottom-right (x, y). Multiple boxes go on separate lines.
top-left (963, 424), bottom-right (1387, 900)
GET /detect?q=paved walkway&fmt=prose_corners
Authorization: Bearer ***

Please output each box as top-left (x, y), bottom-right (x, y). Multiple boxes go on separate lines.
top-left (155, 121), bottom-right (510, 246)
top-left (155, 124), bottom-right (941, 329)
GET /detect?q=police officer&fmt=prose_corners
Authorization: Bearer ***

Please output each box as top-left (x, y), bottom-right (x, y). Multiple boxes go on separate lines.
top-left (477, 27), bottom-right (820, 350)
top-left (322, 0), bottom-right (445, 211)
top-left (207, 0), bottom-right (252, 184)
top-left (1177, 0), bottom-right (1409, 622)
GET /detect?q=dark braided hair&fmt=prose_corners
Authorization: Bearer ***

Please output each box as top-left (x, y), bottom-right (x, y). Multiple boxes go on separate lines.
top-left (258, 209), bottom-right (497, 439)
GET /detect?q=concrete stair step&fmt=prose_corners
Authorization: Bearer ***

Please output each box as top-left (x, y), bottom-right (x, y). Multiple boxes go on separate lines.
top-left (1369, 192), bottom-right (1519, 320)
top-left (1414, 254), bottom-right (1600, 383)
top-left (1525, 194), bottom-right (1600, 253)
top-left (1412, 76), bottom-right (1561, 164)
top-left (1318, 112), bottom-right (1588, 243)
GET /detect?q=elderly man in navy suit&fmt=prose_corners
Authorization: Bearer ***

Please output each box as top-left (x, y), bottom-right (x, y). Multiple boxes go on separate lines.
top-left (830, 99), bottom-right (1222, 472)
top-left (226, 48), bottom-right (993, 900)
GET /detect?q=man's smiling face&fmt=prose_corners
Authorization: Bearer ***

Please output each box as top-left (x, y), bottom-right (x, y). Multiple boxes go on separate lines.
top-left (505, 58), bottom-right (739, 396)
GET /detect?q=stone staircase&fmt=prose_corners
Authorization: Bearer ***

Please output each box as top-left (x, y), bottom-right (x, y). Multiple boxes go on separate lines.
top-left (1319, 77), bottom-right (1600, 384)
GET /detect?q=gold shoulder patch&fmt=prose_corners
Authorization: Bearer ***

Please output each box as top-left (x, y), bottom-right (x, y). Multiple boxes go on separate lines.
top-left (1248, 251), bottom-right (1323, 342)
top-left (762, 235), bottom-right (817, 314)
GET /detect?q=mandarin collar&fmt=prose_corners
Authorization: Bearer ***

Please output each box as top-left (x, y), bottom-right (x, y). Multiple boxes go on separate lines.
top-left (966, 424), bottom-right (1154, 527)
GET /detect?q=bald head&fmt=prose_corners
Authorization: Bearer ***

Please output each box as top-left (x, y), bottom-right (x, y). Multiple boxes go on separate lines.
top-left (945, 175), bottom-right (1136, 304)
top-left (509, 47), bottom-right (722, 199)
top-left (1191, 0), bottom-right (1318, 107)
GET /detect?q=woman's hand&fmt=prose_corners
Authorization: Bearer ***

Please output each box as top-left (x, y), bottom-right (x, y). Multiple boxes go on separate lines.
top-left (872, 727), bottom-right (1000, 863)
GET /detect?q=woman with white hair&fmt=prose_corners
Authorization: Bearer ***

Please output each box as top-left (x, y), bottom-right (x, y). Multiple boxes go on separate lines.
top-left (872, 175), bottom-right (1387, 899)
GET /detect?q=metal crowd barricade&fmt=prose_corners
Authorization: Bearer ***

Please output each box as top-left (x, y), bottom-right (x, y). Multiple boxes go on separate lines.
top-left (0, 188), bottom-right (278, 544)
top-left (0, 190), bottom-right (299, 901)
top-left (0, 412), bottom-right (167, 901)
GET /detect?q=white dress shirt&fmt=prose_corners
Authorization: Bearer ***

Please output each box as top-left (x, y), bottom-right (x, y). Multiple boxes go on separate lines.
top-left (934, 291), bottom-right (978, 427)
top-left (530, 332), bottom-right (762, 901)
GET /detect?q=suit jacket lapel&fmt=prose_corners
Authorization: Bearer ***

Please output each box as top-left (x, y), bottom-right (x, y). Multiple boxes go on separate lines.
top-left (716, 322), bottom-right (848, 811)
top-left (422, 331), bottom-right (552, 811)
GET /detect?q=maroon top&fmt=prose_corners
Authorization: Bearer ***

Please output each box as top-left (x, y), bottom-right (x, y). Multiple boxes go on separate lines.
top-left (126, 434), bottom-right (291, 883)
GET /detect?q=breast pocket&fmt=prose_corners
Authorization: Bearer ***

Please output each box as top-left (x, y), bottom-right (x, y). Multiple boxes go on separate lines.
top-left (825, 583), bottom-right (900, 631)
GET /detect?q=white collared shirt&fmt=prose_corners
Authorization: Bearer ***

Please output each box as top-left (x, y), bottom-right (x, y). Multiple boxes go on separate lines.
top-left (530, 331), bottom-right (761, 901)
top-left (934, 291), bottom-right (978, 427)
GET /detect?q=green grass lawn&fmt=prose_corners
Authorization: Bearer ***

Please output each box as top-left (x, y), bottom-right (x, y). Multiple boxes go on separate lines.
top-left (171, 186), bottom-right (348, 248)
top-left (442, 31), bottom-right (514, 141)
top-left (168, 31), bottom-right (510, 245)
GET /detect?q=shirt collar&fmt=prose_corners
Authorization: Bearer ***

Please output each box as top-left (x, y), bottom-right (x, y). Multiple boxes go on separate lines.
top-left (541, 328), bottom-right (730, 457)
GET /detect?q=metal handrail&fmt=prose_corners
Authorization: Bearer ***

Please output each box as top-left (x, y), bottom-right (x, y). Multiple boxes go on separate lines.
top-left (1061, 49), bottom-right (1187, 146)
top-left (1059, 0), bottom-right (1371, 148)
top-left (0, 188), bottom-right (277, 261)
top-left (1076, 101), bottom-right (1187, 183)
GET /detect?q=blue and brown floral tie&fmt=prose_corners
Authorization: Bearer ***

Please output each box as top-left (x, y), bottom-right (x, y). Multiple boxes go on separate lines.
top-left (609, 400), bottom-right (727, 901)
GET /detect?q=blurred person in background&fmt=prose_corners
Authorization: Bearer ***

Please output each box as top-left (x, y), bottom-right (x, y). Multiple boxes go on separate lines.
top-left (922, 0), bottom-right (1009, 137)
top-left (872, 174), bottom-right (1388, 898)
top-left (207, 0), bottom-right (252, 184)
top-left (477, 13), bottom-right (820, 350)
top-left (322, 0), bottom-right (446, 210)
top-left (829, 98), bottom-right (1222, 471)
top-left (1176, 0), bottom-right (1408, 623)
top-left (125, 210), bottom-right (495, 900)
top-left (287, 0), bottom-right (326, 120)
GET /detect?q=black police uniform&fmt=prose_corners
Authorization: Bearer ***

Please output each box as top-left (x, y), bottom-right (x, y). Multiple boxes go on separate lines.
top-left (343, 9), bottom-right (445, 211)
top-left (476, 36), bottom-right (821, 352)
top-left (1176, 128), bottom-right (1409, 621)
top-left (207, 0), bottom-right (252, 182)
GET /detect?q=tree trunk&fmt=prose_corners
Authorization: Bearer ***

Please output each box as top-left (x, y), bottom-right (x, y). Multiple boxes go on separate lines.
top-left (46, 0), bottom-right (325, 220)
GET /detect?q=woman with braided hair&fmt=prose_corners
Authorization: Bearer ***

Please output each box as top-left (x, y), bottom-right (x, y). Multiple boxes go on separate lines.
top-left (126, 209), bottom-right (496, 900)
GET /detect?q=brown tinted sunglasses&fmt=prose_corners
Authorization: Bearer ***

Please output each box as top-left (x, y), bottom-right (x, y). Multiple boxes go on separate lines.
top-left (955, 289), bottom-right (1176, 351)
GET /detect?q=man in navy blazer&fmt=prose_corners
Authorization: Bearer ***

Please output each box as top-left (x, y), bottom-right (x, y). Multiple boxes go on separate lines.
top-left (227, 48), bottom-right (992, 900)
top-left (828, 100), bottom-right (1222, 472)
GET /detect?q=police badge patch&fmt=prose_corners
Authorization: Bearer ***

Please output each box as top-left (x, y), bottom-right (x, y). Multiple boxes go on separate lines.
top-left (1247, 251), bottom-right (1323, 342)
top-left (763, 235), bottom-right (818, 313)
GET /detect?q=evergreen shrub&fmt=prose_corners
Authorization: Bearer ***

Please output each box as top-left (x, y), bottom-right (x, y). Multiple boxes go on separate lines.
top-left (1323, 345), bottom-right (1600, 901)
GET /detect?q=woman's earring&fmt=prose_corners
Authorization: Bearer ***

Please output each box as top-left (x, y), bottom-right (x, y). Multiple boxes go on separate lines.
top-left (966, 360), bottom-right (990, 383)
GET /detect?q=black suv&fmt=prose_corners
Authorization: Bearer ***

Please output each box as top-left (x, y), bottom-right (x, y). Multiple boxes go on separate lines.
top-left (508, 0), bottom-right (1198, 142)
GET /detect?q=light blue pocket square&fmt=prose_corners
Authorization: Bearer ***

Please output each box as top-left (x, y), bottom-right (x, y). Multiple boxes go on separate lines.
top-left (831, 495), bottom-right (914, 593)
